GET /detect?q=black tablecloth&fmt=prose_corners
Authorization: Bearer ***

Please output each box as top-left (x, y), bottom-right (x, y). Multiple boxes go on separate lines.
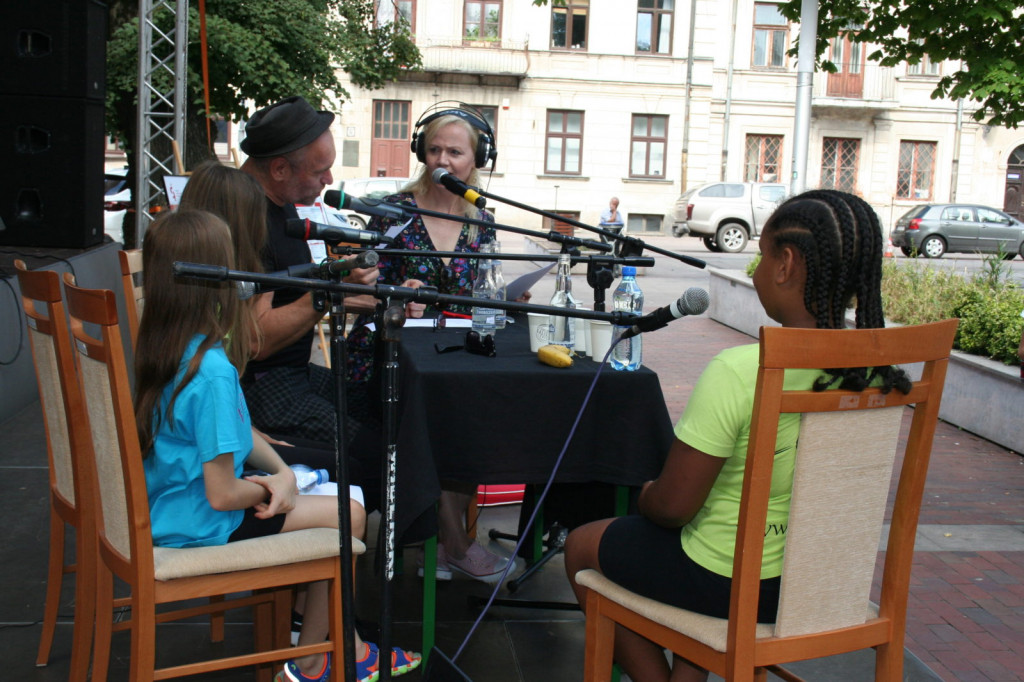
top-left (389, 315), bottom-right (675, 541)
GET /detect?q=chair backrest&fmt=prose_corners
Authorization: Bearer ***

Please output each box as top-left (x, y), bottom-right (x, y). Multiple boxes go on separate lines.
top-left (63, 275), bottom-right (154, 577)
top-left (14, 261), bottom-right (94, 514)
top-left (118, 249), bottom-right (144, 350)
top-left (728, 320), bottom-right (957, 646)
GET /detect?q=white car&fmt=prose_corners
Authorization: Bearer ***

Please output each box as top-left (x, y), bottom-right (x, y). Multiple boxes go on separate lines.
top-left (104, 168), bottom-right (131, 243)
top-left (333, 177), bottom-right (411, 229)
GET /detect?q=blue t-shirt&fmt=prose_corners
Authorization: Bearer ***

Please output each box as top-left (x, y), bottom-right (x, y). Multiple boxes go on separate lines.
top-left (144, 335), bottom-right (253, 548)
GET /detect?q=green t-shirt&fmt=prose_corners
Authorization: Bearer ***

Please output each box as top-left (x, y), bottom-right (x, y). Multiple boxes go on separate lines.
top-left (675, 343), bottom-right (822, 579)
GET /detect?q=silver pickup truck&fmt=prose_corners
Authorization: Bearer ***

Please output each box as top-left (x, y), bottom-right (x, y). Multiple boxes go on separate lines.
top-left (671, 181), bottom-right (788, 253)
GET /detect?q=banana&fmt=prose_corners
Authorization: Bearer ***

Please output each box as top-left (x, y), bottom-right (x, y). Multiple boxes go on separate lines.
top-left (538, 344), bottom-right (574, 368)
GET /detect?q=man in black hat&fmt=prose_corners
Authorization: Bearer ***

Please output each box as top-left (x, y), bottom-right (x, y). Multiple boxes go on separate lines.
top-left (240, 96), bottom-right (377, 444)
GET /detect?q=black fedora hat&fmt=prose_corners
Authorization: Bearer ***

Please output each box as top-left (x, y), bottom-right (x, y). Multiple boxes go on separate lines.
top-left (241, 96), bottom-right (335, 158)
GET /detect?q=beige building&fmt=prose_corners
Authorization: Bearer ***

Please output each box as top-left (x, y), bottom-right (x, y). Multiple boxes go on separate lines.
top-left (320, 0), bottom-right (1024, 236)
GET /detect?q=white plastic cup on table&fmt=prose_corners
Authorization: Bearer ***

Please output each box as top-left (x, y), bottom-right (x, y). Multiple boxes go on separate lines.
top-left (589, 320), bottom-right (613, 361)
top-left (574, 316), bottom-right (589, 356)
top-left (527, 312), bottom-right (551, 352)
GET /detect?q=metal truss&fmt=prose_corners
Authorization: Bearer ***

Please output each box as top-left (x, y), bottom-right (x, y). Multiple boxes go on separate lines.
top-left (134, 0), bottom-right (187, 244)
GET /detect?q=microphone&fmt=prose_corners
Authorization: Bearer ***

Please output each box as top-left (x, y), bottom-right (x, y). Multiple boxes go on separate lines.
top-left (285, 217), bottom-right (395, 246)
top-left (432, 168), bottom-right (486, 209)
top-left (323, 189), bottom-right (412, 223)
top-left (620, 287), bottom-right (710, 339)
top-left (236, 252), bottom-right (381, 300)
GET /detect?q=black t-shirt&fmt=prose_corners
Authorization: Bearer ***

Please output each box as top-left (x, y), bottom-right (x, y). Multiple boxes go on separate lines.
top-left (243, 200), bottom-right (316, 377)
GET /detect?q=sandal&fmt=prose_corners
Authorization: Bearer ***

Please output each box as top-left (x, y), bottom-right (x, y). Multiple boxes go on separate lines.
top-left (357, 641), bottom-right (423, 680)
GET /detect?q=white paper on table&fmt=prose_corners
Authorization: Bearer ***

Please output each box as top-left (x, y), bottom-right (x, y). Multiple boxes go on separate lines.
top-left (363, 317), bottom-right (471, 332)
top-left (303, 481), bottom-right (365, 508)
top-left (506, 262), bottom-right (555, 301)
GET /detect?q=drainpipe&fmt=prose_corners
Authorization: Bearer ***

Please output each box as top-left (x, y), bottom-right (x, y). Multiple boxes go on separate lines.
top-left (680, 0), bottom-right (698, 192)
top-left (789, 0), bottom-right (817, 195)
top-left (721, 0), bottom-right (739, 180)
top-left (950, 96), bottom-right (963, 202)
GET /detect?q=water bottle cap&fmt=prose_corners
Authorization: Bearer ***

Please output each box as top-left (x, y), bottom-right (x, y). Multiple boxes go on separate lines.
top-left (621, 266), bottom-right (636, 277)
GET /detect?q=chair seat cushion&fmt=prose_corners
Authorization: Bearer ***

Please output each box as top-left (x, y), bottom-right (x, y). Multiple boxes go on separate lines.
top-left (576, 569), bottom-right (774, 651)
top-left (153, 528), bottom-right (365, 581)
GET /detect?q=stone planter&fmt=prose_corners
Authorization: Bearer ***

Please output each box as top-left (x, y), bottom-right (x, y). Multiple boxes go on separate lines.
top-left (708, 268), bottom-right (1022, 453)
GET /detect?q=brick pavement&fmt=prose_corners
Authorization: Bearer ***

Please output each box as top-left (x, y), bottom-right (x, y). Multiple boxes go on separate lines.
top-left (642, 316), bottom-right (1024, 682)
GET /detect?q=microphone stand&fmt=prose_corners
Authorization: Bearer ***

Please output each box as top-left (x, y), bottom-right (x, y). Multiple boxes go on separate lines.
top-left (470, 185), bottom-right (708, 271)
top-left (332, 247), bottom-right (656, 313)
top-left (173, 262), bottom-right (645, 678)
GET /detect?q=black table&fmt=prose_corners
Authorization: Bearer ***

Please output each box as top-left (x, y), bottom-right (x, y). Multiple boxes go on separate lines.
top-left (390, 315), bottom-right (675, 541)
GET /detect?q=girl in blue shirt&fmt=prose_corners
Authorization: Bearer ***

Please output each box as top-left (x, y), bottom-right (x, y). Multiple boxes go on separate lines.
top-left (134, 210), bottom-right (420, 682)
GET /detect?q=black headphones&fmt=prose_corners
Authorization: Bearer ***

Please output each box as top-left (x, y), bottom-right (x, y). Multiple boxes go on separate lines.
top-left (410, 101), bottom-right (497, 169)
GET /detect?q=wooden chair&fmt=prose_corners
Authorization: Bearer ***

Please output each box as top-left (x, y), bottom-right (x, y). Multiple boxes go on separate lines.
top-left (577, 319), bottom-right (958, 682)
top-left (15, 262), bottom-right (96, 681)
top-left (118, 249), bottom-right (144, 349)
top-left (62, 276), bottom-right (365, 681)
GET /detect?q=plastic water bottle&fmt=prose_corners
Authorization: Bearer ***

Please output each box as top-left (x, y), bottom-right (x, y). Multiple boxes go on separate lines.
top-left (548, 252), bottom-right (578, 349)
top-left (491, 242), bottom-right (508, 329)
top-left (290, 464), bottom-right (328, 493)
top-left (612, 266), bottom-right (644, 371)
top-left (471, 242), bottom-right (500, 337)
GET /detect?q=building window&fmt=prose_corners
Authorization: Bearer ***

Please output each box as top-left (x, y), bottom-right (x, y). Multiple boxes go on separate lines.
top-left (105, 135), bottom-right (125, 159)
top-left (552, 0), bottom-right (588, 51)
top-left (820, 138), bottom-right (859, 193)
top-left (896, 141), bottom-right (936, 200)
top-left (744, 134), bottom-right (783, 182)
top-left (212, 118), bottom-right (232, 161)
top-left (465, 1), bottom-right (500, 41)
top-left (752, 3), bottom-right (788, 68)
top-left (636, 0), bottom-right (673, 55)
top-left (630, 114), bottom-right (667, 178)
top-left (469, 104), bottom-right (498, 139)
top-left (376, 0), bottom-right (415, 31)
top-left (546, 110), bottom-right (584, 175)
top-left (906, 55), bottom-right (940, 76)
top-left (628, 214), bottom-right (663, 233)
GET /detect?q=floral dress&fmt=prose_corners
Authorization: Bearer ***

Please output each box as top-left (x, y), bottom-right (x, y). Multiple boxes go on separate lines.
top-left (345, 192), bottom-right (496, 384)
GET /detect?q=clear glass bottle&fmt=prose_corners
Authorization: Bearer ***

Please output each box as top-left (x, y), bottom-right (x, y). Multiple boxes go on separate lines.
top-left (491, 241), bottom-right (508, 329)
top-left (290, 464), bottom-right (329, 493)
top-left (548, 252), bottom-right (578, 349)
top-left (471, 242), bottom-right (500, 337)
top-left (611, 266), bottom-right (644, 371)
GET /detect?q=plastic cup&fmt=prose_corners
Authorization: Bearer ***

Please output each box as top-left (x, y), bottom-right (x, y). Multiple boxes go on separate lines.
top-left (527, 312), bottom-right (551, 352)
top-left (589, 320), bottom-right (613, 361)
top-left (575, 317), bottom-right (590, 356)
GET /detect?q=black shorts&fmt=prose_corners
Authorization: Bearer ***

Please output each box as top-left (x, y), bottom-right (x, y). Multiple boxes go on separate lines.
top-left (597, 515), bottom-right (780, 623)
top-left (228, 507), bottom-right (287, 543)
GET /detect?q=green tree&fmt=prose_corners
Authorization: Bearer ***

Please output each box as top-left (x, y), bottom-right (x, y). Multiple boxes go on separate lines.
top-left (779, 0), bottom-right (1024, 128)
top-left (105, 0), bottom-right (420, 245)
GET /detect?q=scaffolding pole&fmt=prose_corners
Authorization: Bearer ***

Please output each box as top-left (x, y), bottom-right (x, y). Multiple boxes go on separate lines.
top-left (134, 0), bottom-right (187, 247)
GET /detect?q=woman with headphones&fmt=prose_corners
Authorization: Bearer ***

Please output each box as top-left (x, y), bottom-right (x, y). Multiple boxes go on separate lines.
top-left (345, 102), bottom-right (513, 583)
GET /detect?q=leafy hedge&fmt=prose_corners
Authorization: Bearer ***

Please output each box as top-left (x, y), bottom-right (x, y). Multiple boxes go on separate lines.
top-left (746, 253), bottom-right (1024, 365)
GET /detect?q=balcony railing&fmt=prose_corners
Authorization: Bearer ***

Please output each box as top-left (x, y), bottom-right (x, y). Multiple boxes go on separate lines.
top-left (811, 62), bottom-right (897, 106)
top-left (415, 36), bottom-right (529, 76)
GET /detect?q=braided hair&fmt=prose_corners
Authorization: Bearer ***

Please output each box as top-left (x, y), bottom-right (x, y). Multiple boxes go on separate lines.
top-left (760, 189), bottom-right (910, 394)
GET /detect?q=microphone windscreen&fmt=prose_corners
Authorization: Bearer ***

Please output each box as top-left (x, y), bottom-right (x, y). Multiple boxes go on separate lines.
top-left (323, 189), bottom-right (341, 208)
top-left (680, 287), bottom-right (710, 315)
top-left (431, 168), bottom-right (449, 184)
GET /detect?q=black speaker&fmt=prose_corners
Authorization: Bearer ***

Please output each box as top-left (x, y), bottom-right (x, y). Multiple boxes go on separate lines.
top-left (1, 2), bottom-right (107, 101)
top-left (0, 95), bottom-right (106, 248)
top-left (0, 1), bottom-right (108, 248)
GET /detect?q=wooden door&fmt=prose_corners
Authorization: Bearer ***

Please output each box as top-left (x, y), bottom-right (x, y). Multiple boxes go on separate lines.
top-left (826, 33), bottom-right (864, 98)
top-left (371, 100), bottom-right (411, 178)
top-left (1003, 145), bottom-right (1024, 219)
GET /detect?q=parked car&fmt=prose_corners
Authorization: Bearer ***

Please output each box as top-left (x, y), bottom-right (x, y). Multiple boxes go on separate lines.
top-left (104, 168), bottom-right (131, 243)
top-left (333, 176), bottom-right (411, 229)
top-left (890, 203), bottom-right (1024, 259)
top-left (671, 181), bottom-right (788, 253)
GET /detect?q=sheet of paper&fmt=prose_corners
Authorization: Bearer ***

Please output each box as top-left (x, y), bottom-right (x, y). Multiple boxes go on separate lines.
top-left (363, 318), bottom-right (471, 332)
top-left (507, 262), bottom-right (555, 301)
